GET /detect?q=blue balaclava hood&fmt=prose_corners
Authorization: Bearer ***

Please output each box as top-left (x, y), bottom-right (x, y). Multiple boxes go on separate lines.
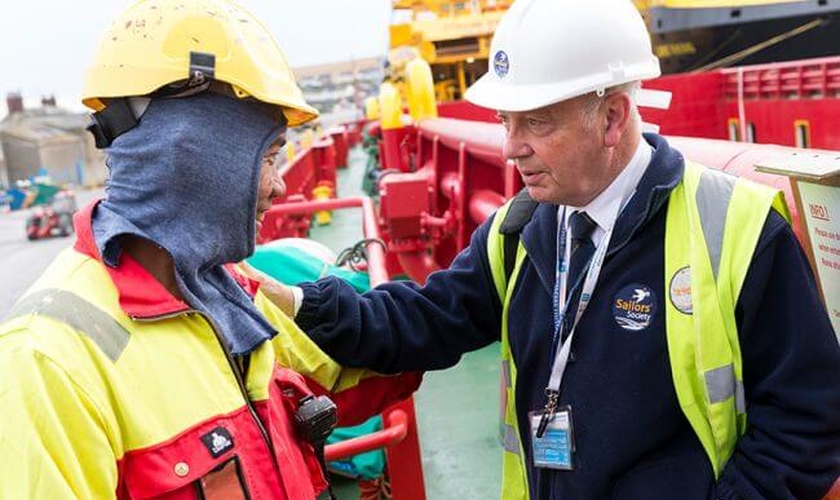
top-left (93, 91), bottom-right (284, 354)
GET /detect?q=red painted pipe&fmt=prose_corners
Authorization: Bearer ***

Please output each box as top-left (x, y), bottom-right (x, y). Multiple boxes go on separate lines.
top-left (383, 399), bottom-right (427, 500)
top-left (324, 409), bottom-right (408, 461)
top-left (266, 197), bottom-right (364, 215)
top-left (396, 251), bottom-right (441, 285)
top-left (421, 213), bottom-right (449, 228)
top-left (418, 118), bottom-right (507, 168)
top-left (382, 127), bottom-right (413, 172)
top-left (469, 189), bottom-right (506, 225)
top-left (361, 197), bottom-right (390, 287)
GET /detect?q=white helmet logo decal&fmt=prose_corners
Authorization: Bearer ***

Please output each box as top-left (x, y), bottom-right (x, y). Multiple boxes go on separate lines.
top-left (494, 51), bottom-right (510, 78)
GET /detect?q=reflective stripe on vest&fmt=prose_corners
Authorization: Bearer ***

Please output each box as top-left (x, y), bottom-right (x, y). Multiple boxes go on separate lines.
top-left (488, 161), bottom-right (788, 496)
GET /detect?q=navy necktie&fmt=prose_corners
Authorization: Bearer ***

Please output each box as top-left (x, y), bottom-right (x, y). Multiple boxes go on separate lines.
top-left (563, 210), bottom-right (597, 335)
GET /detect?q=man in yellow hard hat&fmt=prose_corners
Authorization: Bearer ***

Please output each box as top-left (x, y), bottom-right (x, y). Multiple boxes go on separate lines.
top-left (0, 1), bottom-right (420, 498)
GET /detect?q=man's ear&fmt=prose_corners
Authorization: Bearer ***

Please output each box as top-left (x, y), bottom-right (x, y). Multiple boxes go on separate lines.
top-left (603, 92), bottom-right (633, 148)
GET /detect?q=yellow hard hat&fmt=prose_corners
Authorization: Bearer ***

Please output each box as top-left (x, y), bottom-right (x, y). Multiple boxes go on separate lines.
top-left (82, 0), bottom-right (318, 127)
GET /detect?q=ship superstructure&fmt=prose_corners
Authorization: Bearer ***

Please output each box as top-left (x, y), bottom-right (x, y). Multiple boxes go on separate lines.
top-left (638, 0), bottom-right (840, 73)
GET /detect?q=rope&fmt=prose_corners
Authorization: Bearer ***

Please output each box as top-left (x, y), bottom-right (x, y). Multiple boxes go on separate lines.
top-left (335, 238), bottom-right (388, 272)
top-left (358, 474), bottom-right (392, 500)
top-left (693, 18), bottom-right (826, 73)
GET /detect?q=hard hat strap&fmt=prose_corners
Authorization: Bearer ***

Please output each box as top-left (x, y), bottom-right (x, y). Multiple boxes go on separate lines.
top-left (150, 51), bottom-right (217, 99)
top-left (188, 51), bottom-right (216, 86)
top-left (86, 98), bottom-right (139, 149)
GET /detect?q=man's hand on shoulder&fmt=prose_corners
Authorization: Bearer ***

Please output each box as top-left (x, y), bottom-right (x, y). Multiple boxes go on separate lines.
top-left (238, 262), bottom-right (297, 317)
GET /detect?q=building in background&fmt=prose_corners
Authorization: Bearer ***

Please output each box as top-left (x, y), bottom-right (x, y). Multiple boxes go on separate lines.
top-left (294, 57), bottom-right (384, 127)
top-left (0, 93), bottom-right (106, 189)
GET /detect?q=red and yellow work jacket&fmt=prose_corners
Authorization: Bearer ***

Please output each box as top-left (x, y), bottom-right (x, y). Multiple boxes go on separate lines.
top-left (0, 202), bottom-right (421, 499)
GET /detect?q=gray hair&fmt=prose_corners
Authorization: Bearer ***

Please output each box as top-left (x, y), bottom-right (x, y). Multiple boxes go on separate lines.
top-left (581, 81), bottom-right (641, 129)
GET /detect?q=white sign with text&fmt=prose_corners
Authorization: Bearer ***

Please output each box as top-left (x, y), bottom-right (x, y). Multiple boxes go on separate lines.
top-left (799, 182), bottom-right (840, 339)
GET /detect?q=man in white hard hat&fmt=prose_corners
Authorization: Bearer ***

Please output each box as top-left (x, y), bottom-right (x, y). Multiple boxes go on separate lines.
top-left (266, 0), bottom-right (840, 498)
top-left (0, 1), bottom-right (420, 498)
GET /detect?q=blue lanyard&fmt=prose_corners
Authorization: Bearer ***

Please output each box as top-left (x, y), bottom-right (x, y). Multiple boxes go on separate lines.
top-left (550, 208), bottom-right (587, 359)
top-left (544, 210), bottom-right (615, 423)
top-left (550, 207), bottom-right (610, 364)
top-left (551, 207), bottom-right (568, 339)
top-left (546, 183), bottom-right (636, 403)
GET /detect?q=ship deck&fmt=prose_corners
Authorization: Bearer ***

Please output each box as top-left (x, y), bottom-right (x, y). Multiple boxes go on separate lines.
top-left (308, 146), bottom-right (502, 499)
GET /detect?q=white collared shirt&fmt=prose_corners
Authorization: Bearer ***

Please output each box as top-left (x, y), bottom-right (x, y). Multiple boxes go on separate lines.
top-left (560, 138), bottom-right (652, 267)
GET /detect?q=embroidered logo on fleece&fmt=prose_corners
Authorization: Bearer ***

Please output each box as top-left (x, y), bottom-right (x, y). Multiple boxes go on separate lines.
top-left (612, 284), bottom-right (656, 331)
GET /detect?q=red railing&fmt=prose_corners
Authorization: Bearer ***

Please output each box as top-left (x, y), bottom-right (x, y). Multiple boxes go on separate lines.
top-left (325, 409), bottom-right (409, 461)
top-left (262, 196), bottom-right (389, 286)
top-left (276, 138), bottom-right (337, 200)
top-left (722, 56), bottom-right (840, 99)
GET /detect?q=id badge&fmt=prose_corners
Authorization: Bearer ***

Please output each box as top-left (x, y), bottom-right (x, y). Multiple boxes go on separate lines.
top-left (529, 406), bottom-right (575, 470)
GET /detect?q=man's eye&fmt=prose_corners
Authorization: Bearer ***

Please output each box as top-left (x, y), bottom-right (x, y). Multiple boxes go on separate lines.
top-left (263, 150), bottom-right (280, 166)
top-left (527, 118), bottom-right (544, 127)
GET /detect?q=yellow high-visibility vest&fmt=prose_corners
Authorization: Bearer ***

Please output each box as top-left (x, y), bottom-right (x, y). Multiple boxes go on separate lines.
top-left (487, 162), bottom-right (789, 499)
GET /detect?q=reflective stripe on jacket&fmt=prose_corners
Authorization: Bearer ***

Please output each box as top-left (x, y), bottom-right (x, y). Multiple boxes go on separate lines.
top-left (487, 161), bottom-right (788, 499)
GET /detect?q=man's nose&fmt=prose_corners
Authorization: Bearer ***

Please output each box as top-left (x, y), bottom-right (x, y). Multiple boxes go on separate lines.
top-left (502, 127), bottom-right (534, 161)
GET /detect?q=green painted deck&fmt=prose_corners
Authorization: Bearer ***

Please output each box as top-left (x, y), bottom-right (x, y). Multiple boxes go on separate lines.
top-left (307, 147), bottom-right (502, 499)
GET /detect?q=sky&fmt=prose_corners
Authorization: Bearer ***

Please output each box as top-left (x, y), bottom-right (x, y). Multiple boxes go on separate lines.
top-left (0, 0), bottom-right (392, 116)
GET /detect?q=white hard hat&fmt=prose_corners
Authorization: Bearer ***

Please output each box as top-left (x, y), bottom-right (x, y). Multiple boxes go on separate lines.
top-left (465, 0), bottom-right (661, 112)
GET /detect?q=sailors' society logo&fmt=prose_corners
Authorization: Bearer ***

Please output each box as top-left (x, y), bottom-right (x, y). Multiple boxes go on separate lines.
top-left (494, 50), bottom-right (509, 77)
top-left (613, 284), bottom-right (656, 331)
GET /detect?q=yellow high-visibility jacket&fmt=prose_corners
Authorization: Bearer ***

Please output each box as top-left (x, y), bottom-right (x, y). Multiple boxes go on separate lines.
top-left (0, 202), bottom-right (420, 500)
